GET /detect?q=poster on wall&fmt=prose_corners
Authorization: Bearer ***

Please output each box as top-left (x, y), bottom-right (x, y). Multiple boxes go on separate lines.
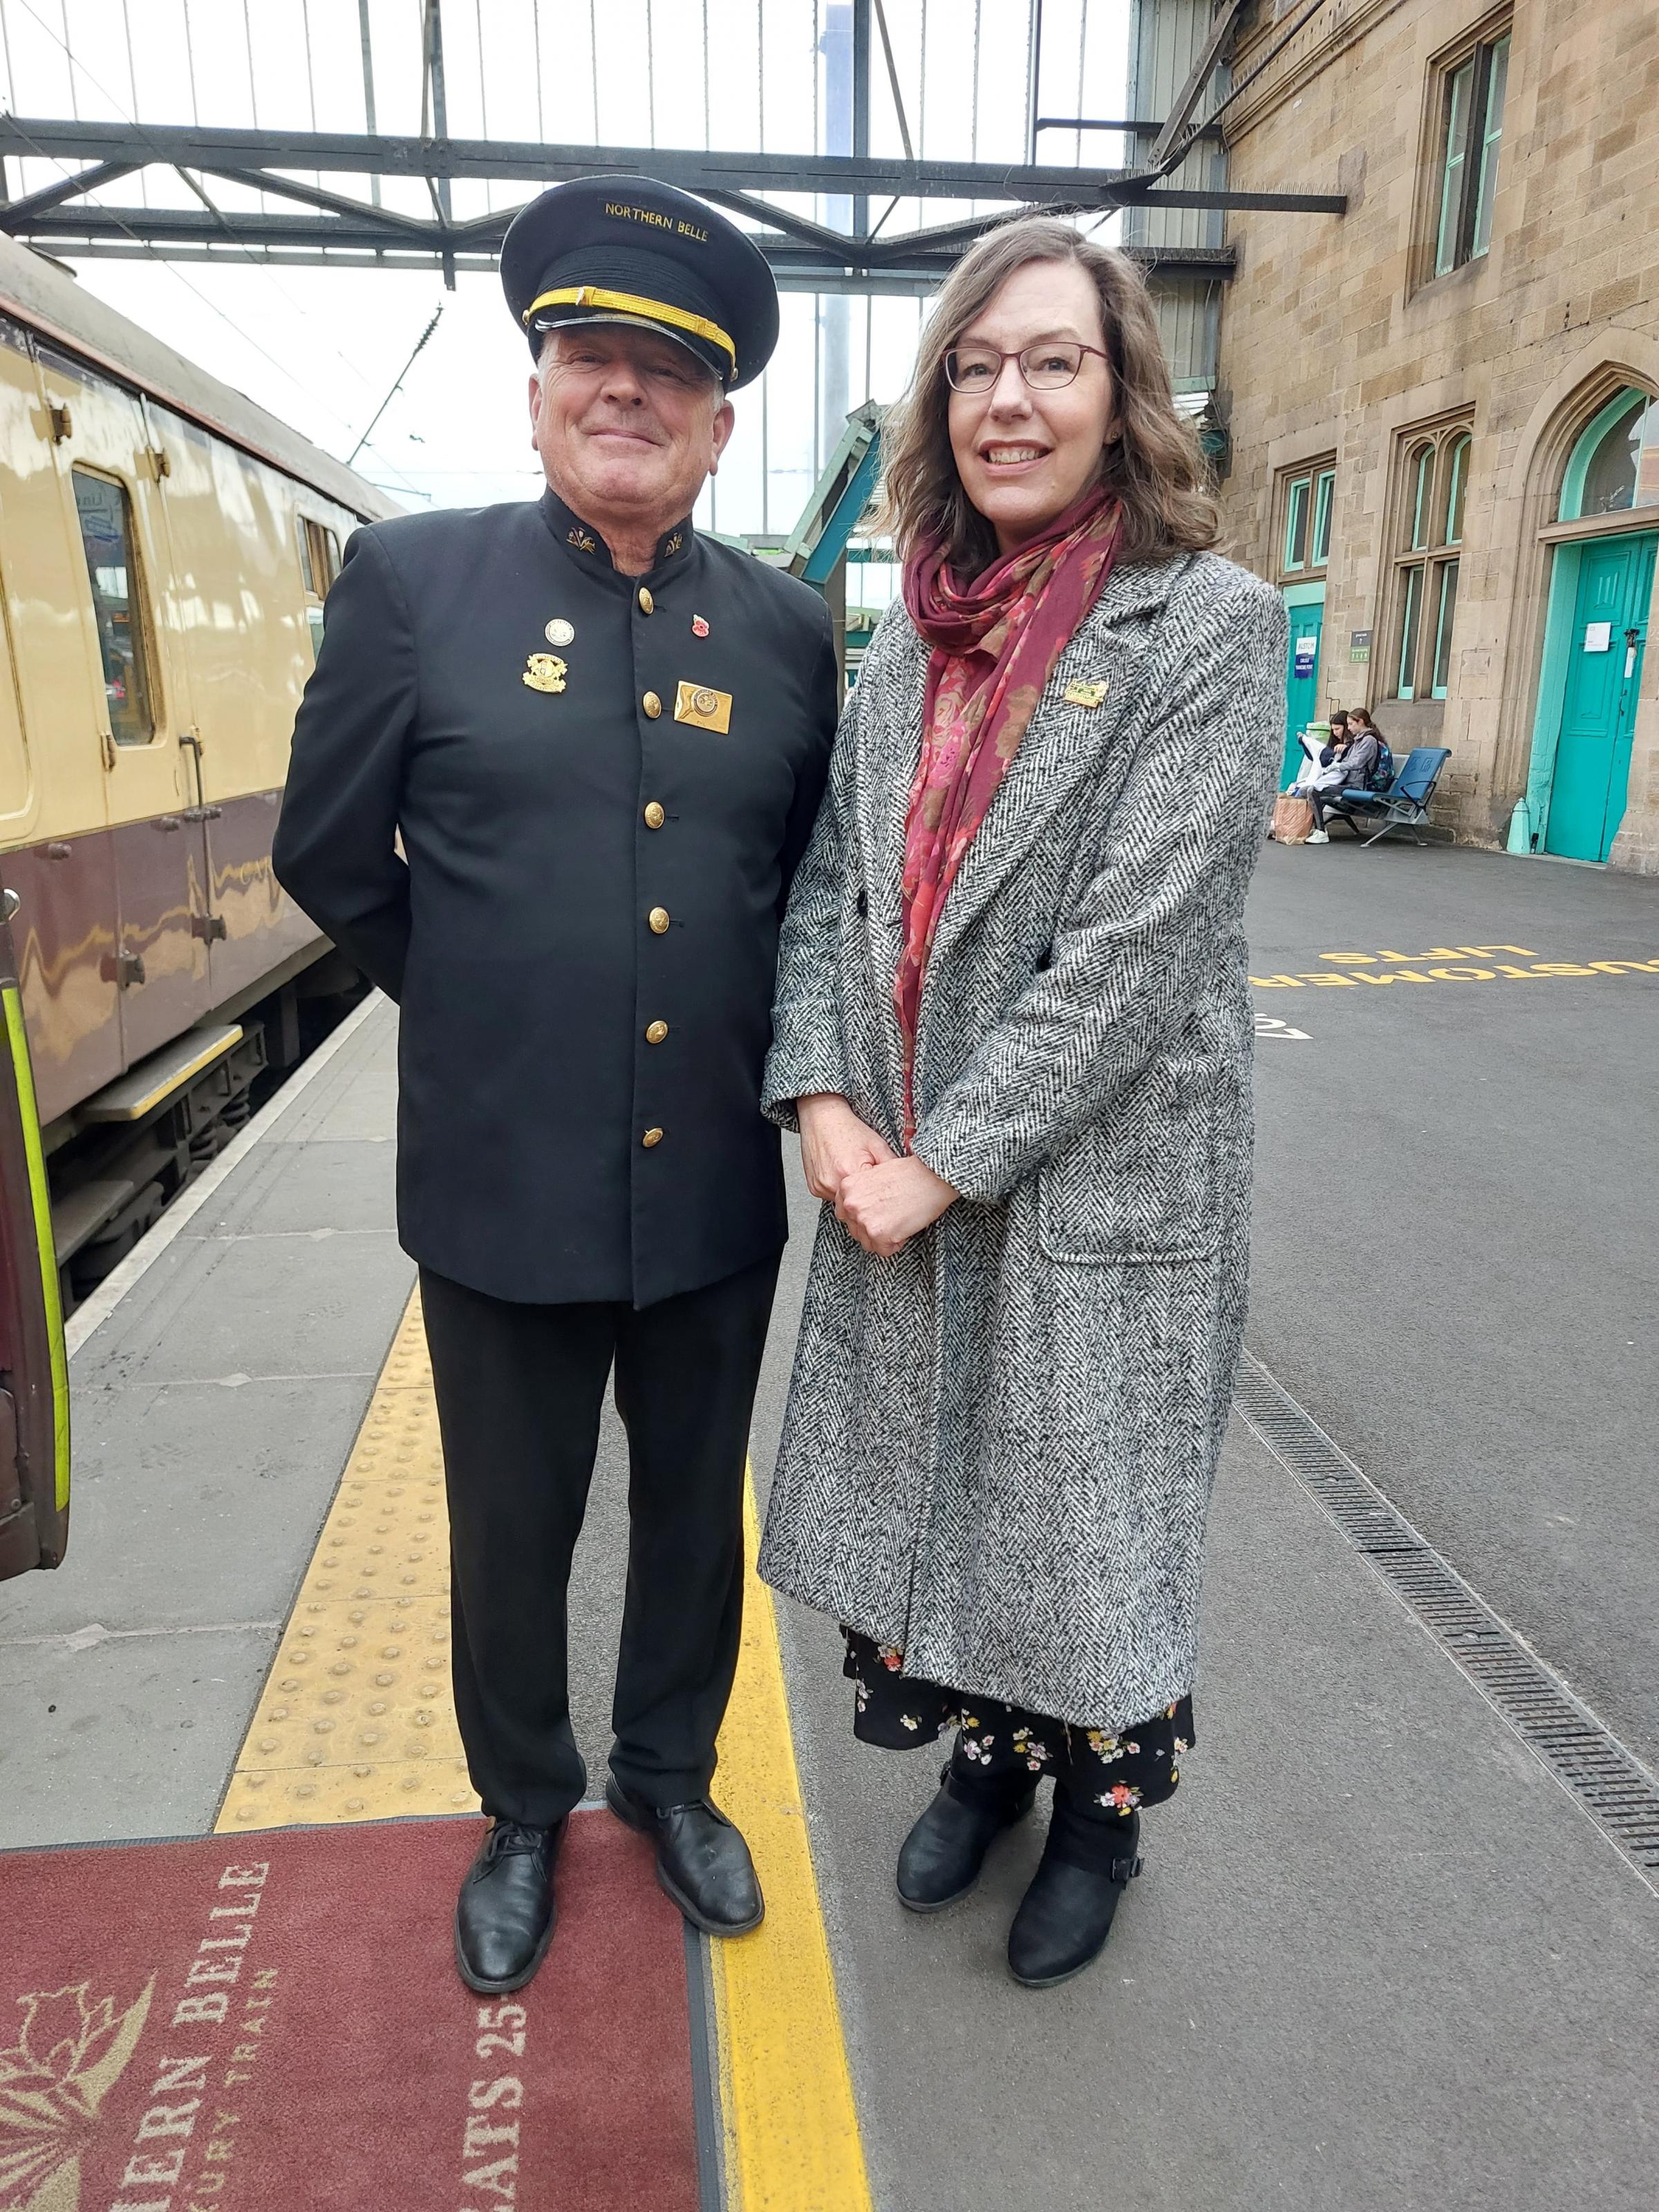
top-left (1293, 635), bottom-right (1318, 679)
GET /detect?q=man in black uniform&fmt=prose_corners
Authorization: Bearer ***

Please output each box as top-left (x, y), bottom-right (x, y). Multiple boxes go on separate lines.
top-left (273, 176), bottom-right (838, 1992)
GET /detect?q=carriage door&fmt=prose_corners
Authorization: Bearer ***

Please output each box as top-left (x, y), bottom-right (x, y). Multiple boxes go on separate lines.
top-left (36, 348), bottom-right (210, 1065)
top-left (0, 892), bottom-right (69, 1579)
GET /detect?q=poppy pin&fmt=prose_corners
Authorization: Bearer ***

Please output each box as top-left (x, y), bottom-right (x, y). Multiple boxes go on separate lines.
top-left (691, 615), bottom-right (711, 638)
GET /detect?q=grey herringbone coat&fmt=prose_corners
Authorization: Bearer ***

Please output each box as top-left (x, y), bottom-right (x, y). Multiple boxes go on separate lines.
top-left (759, 549), bottom-right (1287, 1728)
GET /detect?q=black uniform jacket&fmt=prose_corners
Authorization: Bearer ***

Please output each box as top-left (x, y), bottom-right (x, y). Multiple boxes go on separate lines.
top-left (272, 487), bottom-right (838, 1308)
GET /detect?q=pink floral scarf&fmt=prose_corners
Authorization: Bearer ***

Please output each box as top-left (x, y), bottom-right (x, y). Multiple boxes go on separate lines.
top-left (895, 486), bottom-right (1122, 1139)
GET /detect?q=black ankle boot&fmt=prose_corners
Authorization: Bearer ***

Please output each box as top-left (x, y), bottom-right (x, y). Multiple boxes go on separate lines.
top-left (1006, 1796), bottom-right (1141, 1988)
top-left (897, 1760), bottom-right (1038, 1913)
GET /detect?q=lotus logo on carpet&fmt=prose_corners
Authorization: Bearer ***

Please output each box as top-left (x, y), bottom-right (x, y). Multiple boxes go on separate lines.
top-left (0, 1978), bottom-right (156, 2212)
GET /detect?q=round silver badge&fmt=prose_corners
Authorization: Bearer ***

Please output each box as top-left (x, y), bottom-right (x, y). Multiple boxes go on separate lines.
top-left (544, 617), bottom-right (575, 648)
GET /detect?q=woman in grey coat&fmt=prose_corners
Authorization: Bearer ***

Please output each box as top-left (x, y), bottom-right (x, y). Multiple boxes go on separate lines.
top-left (760, 219), bottom-right (1286, 1988)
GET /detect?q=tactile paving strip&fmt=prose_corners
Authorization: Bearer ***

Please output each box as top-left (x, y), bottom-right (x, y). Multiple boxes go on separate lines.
top-left (217, 1291), bottom-right (480, 1830)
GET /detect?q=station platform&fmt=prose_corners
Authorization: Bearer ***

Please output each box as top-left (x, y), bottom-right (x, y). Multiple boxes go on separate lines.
top-left (2, 842), bottom-right (1657, 2211)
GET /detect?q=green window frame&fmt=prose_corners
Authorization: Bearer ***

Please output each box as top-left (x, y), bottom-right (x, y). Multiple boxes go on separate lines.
top-left (1280, 463), bottom-right (1335, 579)
top-left (1396, 566), bottom-right (1425, 701)
top-left (1434, 29), bottom-right (1510, 276)
top-left (1444, 434), bottom-right (1470, 545)
top-left (1470, 36), bottom-right (1509, 256)
top-left (1390, 424), bottom-right (1472, 702)
top-left (1430, 561), bottom-right (1460, 699)
top-left (1311, 469), bottom-right (1335, 567)
top-left (1283, 477), bottom-right (1311, 572)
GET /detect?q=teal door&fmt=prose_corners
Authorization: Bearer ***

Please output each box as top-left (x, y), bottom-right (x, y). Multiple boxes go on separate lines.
top-left (1544, 534), bottom-right (1655, 861)
top-left (1280, 601), bottom-right (1324, 788)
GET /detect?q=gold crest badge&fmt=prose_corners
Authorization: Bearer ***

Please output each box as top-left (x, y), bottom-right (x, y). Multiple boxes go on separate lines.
top-left (523, 653), bottom-right (568, 694)
top-left (674, 680), bottom-right (731, 733)
top-left (1062, 678), bottom-right (1109, 709)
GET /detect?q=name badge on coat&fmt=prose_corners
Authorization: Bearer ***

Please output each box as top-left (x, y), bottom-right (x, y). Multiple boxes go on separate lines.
top-left (674, 682), bottom-right (732, 733)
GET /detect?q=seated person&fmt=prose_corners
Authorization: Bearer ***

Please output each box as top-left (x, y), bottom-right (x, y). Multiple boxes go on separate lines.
top-left (1308, 711), bottom-right (1382, 839)
top-left (1291, 710), bottom-right (1347, 794)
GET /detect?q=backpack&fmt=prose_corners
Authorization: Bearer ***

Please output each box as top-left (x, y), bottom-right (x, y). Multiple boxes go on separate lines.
top-left (1367, 740), bottom-right (1396, 792)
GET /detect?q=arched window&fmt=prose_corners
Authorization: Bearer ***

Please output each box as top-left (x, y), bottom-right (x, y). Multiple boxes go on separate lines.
top-left (1389, 422), bottom-right (1471, 701)
top-left (1558, 388), bottom-right (1659, 522)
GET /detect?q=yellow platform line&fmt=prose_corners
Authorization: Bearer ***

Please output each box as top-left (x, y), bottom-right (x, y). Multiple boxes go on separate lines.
top-left (214, 1283), bottom-right (872, 2210)
top-left (711, 1483), bottom-right (874, 2211)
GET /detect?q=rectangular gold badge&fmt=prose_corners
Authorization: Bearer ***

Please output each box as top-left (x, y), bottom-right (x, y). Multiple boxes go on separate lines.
top-left (674, 680), bottom-right (733, 733)
top-left (1062, 679), bottom-right (1109, 709)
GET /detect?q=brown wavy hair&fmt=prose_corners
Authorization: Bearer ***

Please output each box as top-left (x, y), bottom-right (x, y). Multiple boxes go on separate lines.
top-left (877, 217), bottom-right (1217, 575)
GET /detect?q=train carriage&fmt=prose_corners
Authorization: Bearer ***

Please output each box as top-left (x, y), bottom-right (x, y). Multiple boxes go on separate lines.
top-left (0, 229), bottom-right (396, 1579)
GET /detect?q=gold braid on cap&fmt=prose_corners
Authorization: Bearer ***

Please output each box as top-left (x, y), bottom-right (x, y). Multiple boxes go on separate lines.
top-left (525, 285), bottom-right (736, 372)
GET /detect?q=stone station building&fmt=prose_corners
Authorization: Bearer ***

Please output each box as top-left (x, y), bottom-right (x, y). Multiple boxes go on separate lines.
top-left (1204, 0), bottom-right (1659, 872)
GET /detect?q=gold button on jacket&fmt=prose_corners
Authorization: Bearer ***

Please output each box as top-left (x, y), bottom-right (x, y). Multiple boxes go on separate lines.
top-left (637, 586), bottom-right (655, 615)
top-left (643, 801), bottom-right (665, 830)
top-left (641, 1127), bottom-right (664, 1148)
top-left (645, 1020), bottom-right (668, 1044)
top-left (648, 906), bottom-right (671, 935)
top-left (642, 690), bottom-right (662, 718)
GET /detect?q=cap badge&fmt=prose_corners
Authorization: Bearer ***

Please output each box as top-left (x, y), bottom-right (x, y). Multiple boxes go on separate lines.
top-left (567, 526), bottom-right (599, 555)
top-left (675, 680), bottom-right (731, 733)
top-left (545, 617), bottom-right (576, 648)
top-left (663, 531), bottom-right (684, 556)
top-left (691, 615), bottom-right (710, 638)
top-left (523, 653), bottom-right (568, 694)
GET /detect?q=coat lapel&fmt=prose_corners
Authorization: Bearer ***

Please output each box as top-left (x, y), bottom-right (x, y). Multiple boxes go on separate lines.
top-left (926, 554), bottom-right (1189, 964)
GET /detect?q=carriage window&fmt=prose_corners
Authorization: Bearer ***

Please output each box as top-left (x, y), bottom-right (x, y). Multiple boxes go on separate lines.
top-left (297, 516), bottom-right (342, 662)
top-left (72, 467), bottom-right (154, 745)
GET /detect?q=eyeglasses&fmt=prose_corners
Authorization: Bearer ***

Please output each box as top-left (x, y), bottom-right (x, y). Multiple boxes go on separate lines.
top-left (944, 341), bottom-right (1110, 393)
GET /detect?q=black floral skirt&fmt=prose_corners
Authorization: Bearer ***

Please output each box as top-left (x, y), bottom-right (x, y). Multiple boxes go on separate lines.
top-left (843, 1629), bottom-right (1194, 1819)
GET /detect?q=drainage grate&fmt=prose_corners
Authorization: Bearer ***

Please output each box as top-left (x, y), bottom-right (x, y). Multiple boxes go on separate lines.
top-left (1232, 1351), bottom-right (1659, 1893)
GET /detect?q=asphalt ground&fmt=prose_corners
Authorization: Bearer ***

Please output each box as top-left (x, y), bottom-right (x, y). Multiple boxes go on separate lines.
top-left (748, 838), bottom-right (1659, 2210)
top-left (2, 838), bottom-right (1656, 2209)
top-left (1242, 838), bottom-right (1659, 1772)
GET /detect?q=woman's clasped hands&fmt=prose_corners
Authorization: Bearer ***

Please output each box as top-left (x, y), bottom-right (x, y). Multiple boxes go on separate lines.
top-left (796, 1094), bottom-right (958, 1258)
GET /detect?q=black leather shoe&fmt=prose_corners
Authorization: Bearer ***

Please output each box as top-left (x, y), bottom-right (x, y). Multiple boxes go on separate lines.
top-left (605, 1778), bottom-right (764, 1936)
top-left (453, 1817), bottom-right (564, 1994)
top-left (1007, 1797), bottom-right (1141, 1989)
top-left (897, 1761), bottom-right (1038, 1913)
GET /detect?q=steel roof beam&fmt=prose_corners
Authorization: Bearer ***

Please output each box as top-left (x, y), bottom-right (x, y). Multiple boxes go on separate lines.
top-left (0, 116), bottom-right (1344, 215)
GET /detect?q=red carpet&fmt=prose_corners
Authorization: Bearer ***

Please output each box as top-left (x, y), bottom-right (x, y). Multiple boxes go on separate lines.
top-left (0, 1812), bottom-right (700, 2211)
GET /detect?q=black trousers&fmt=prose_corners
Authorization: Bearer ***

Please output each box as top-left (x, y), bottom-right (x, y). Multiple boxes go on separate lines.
top-left (420, 1253), bottom-right (780, 1827)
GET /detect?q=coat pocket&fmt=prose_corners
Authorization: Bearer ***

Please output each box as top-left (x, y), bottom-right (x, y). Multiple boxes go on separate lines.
top-left (1038, 1054), bottom-right (1231, 1263)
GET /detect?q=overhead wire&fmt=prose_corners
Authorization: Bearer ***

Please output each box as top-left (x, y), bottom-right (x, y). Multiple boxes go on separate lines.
top-left (3, 0), bottom-right (423, 487)
top-left (57, 0), bottom-right (75, 117)
top-left (1076, 0), bottom-right (1086, 166)
top-left (532, 0), bottom-right (544, 144)
top-left (118, 0), bottom-right (144, 208)
top-left (13, 0), bottom-right (385, 401)
top-left (588, 0), bottom-right (598, 140)
top-left (182, 0), bottom-right (200, 126)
